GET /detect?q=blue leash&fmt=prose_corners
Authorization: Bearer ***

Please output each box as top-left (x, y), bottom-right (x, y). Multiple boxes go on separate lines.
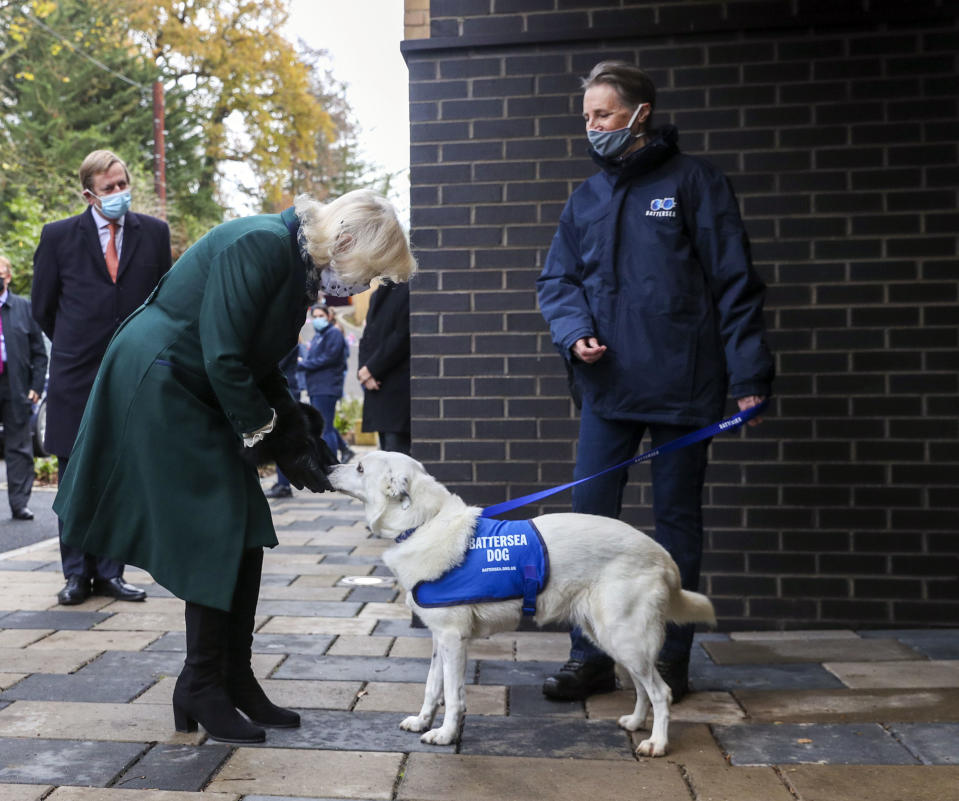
top-left (481, 399), bottom-right (769, 519)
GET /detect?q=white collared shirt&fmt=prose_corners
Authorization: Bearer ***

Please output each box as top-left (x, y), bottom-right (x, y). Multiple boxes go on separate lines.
top-left (91, 204), bottom-right (125, 259)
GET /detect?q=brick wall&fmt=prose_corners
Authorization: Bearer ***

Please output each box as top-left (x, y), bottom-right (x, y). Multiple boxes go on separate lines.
top-left (401, 0), bottom-right (959, 629)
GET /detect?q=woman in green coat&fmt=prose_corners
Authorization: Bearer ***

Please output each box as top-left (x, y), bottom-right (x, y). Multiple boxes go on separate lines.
top-left (54, 190), bottom-right (415, 744)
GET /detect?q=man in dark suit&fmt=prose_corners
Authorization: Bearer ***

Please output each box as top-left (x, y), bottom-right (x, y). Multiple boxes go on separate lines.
top-left (32, 149), bottom-right (172, 606)
top-left (0, 256), bottom-right (48, 521)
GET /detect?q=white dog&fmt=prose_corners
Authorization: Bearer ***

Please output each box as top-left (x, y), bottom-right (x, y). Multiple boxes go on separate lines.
top-left (329, 451), bottom-right (715, 756)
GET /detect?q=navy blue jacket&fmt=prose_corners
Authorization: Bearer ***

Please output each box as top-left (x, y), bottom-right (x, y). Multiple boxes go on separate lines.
top-left (300, 325), bottom-right (347, 397)
top-left (32, 207), bottom-right (172, 456)
top-left (537, 126), bottom-right (773, 426)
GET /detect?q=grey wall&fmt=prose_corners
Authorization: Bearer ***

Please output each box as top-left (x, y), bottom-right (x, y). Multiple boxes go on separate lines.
top-left (402, 0), bottom-right (958, 629)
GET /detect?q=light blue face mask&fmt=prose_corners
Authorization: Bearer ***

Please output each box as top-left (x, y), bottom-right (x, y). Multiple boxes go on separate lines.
top-left (97, 190), bottom-right (132, 220)
top-left (587, 104), bottom-right (646, 159)
top-left (312, 316), bottom-right (329, 332)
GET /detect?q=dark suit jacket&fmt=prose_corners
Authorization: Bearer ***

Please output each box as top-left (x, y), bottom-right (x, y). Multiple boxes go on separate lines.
top-left (32, 207), bottom-right (172, 456)
top-left (0, 291), bottom-right (48, 426)
top-left (359, 281), bottom-right (410, 434)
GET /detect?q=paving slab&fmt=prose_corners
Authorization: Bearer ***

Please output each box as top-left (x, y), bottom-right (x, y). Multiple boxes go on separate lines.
top-left (0, 738), bottom-right (146, 785)
top-left (48, 792), bottom-right (237, 801)
top-left (354, 682), bottom-right (506, 716)
top-left (207, 747), bottom-right (402, 799)
top-left (779, 764), bottom-right (959, 801)
top-left (0, 629), bottom-right (50, 647)
top-left (372, 619), bottom-right (431, 637)
top-left (0, 675), bottom-right (25, 691)
top-left (143, 631), bottom-right (336, 656)
top-left (274, 655), bottom-right (465, 683)
top-left (729, 629), bottom-right (860, 641)
top-left (93, 612), bottom-right (185, 632)
top-left (113, 742), bottom-right (233, 790)
top-left (388, 637), bottom-right (434, 658)
top-left (259, 585), bottom-right (350, 602)
top-left (690, 661), bottom-right (845, 692)
top-left (476, 659), bottom-right (557, 686)
top-left (0, 647), bottom-right (100, 674)
top-left (683, 766), bottom-right (794, 801)
top-left (258, 615), bottom-right (376, 636)
top-left (398, 753), bottom-right (691, 801)
top-left (345, 586), bottom-right (398, 603)
top-left (327, 635), bottom-right (393, 656)
top-left (889, 723), bottom-right (959, 764)
top-left (289, 574), bottom-right (342, 588)
top-left (459, 714), bottom-right (633, 760)
top-left (0, 701), bottom-right (201, 744)
top-left (825, 659), bottom-right (959, 688)
top-left (26, 630), bottom-right (160, 652)
top-left (860, 629), bottom-right (959, 660)
top-left (321, 554), bottom-right (383, 565)
top-left (713, 722), bottom-right (919, 766)
top-left (134, 677), bottom-right (361, 710)
top-left (0, 610), bottom-right (111, 630)
top-left (0, 784), bottom-right (50, 801)
top-left (703, 638), bottom-right (922, 665)
top-left (256, 600), bottom-right (363, 618)
top-left (734, 688), bottom-right (959, 723)
top-left (587, 689), bottom-right (746, 725)
top-left (1, 670), bottom-right (158, 703)
top-left (240, 709), bottom-right (460, 752)
top-left (358, 602), bottom-right (415, 621)
top-left (509, 685), bottom-right (584, 717)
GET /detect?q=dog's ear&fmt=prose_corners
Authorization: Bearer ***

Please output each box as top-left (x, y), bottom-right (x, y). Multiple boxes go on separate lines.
top-left (366, 463), bottom-right (413, 533)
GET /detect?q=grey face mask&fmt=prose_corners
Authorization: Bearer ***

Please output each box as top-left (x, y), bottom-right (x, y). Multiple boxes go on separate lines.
top-left (587, 104), bottom-right (645, 159)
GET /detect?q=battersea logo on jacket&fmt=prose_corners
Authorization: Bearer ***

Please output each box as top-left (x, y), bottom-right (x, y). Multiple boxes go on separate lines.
top-left (412, 518), bottom-right (549, 613)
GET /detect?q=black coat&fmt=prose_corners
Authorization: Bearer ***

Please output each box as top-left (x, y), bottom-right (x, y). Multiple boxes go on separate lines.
top-left (32, 207), bottom-right (172, 457)
top-left (0, 291), bottom-right (48, 426)
top-left (359, 282), bottom-right (410, 434)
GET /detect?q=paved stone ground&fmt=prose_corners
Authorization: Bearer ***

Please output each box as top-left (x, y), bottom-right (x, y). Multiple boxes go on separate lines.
top-left (0, 475), bottom-right (956, 800)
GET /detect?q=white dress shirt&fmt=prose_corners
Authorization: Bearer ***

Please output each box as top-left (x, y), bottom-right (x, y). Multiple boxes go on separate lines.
top-left (91, 204), bottom-right (125, 259)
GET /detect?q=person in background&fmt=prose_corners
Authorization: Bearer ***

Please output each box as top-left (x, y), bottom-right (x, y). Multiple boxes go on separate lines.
top-left (32, 149), bottom-right (172, 606)
top-left (0, 256), bottom-right (48, 521)
top-left (536, 61), bottom-right (773, 703)
top-left (357, 279), bottom-right (411, 456)
top-left (299, 302), bottom-right (353, 462)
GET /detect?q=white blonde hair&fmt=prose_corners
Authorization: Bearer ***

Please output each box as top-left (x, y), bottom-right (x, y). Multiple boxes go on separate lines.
top-left (294, 190), bottom-right (416, 286)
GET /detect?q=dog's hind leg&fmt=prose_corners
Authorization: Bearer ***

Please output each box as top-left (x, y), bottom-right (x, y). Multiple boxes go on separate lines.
top-left (631, 665), bottom-right (670, 757)
top-left (400, 634), bottom-right (444, 733)
top-left (420, 630), bottom-right (467, 746)
top-left (614, 664), bottom-right (650, 733)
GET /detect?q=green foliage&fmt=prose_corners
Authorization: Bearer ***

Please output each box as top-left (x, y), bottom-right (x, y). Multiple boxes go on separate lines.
top-left (334, 397), bottom-right (363, 435)
top-left (34, 455), bottom-right (59, 483)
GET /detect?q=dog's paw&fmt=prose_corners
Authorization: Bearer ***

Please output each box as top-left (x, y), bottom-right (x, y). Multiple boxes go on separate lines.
top-left (636, 737), bottom-right (668, 757)
top-left (618, 713), bottom-right (646, 731)
top-left (420, 727), bottom-right (457, 746)
top-left (400, 715), bottom-right (429, 732)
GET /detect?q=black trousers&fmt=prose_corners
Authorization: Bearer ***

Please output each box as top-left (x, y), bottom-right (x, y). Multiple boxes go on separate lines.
top-left (57, 455), bottom-right (124, 580)
top-left (0, 372), bottom-right (35, 514)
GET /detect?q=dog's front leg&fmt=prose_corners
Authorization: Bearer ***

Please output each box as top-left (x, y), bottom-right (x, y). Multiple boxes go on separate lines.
top-left (420, 630), bottom-right (466, 745)
top-left (400, 633), bottom-right (443, 733)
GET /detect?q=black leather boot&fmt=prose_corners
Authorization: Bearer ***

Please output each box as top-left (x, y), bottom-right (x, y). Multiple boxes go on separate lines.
top-left (224, 548), bottom-right (300, 728)
top-left (173, 601), bottom-right (266, 744)
top-left (542, 658), bottom-right (617, 700)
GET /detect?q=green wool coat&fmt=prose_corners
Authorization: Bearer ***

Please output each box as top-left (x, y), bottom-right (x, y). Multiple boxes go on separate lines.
top-left (55, 208), bottom-right (308, 610)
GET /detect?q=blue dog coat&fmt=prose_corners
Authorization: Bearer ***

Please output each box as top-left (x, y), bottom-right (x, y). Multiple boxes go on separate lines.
top-left (411, 518), bottom-right (550, 616)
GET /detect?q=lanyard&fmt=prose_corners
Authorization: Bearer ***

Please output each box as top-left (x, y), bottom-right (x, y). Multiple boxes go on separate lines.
top-left (481, 400), bottom-right (768, 519)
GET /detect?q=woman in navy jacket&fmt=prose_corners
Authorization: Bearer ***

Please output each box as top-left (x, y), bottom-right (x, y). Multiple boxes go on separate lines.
top-left (299, 303), bottom-right (348, 456)
top-left (537, 61), bottom-right (774, 704)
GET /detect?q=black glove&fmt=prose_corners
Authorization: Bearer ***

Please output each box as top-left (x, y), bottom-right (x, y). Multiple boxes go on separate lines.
top-left (244, 402), bottom-right (336, 493)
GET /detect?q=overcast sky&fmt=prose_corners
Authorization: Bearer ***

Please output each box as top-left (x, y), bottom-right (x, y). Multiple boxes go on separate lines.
top-left (286, 0), bottom-right (411, 221)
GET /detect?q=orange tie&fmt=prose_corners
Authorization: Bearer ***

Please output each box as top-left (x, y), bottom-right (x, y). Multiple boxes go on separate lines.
top-left (105, 222), bottom-right (119, 283)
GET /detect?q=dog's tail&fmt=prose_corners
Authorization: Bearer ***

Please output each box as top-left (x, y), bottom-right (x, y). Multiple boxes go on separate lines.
top-left (667, 588), bottom-right (717, 627)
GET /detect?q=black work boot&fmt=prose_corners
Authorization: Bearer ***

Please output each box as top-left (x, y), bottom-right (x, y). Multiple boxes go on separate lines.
top-left (173, 601), bottom-right (266, 744)
top-left (542, 659), bottom-right (617, 701)
top-left (224, 548), bottom-right (300, 728)
top-left (655, 656), bottom-right (690, 703)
